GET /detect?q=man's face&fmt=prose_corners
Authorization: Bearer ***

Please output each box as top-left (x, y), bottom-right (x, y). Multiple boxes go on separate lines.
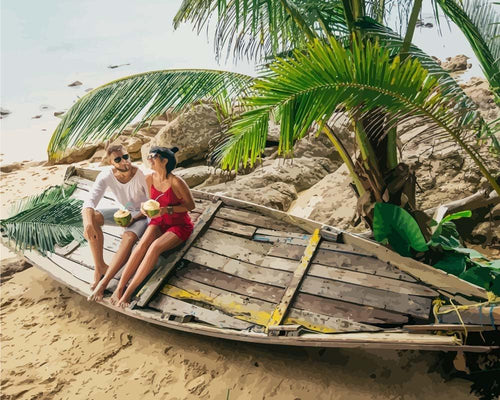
top-left (110, 150), bottom-right (131, 172)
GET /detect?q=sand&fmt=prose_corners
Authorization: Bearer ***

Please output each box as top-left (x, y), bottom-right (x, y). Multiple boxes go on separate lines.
top-left (0, 162), bottom-right (481, 399)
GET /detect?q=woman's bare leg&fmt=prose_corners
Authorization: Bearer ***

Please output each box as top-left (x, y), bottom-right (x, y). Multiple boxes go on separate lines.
top-left (88, 231), bottom-right (138, 301)
top-left (110, 225), bottom-right (161, 304)
top-left (117, 232), bottom-right (182, 308)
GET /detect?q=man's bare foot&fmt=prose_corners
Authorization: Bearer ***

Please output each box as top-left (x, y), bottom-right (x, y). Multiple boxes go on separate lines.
top-left (90, 264), bottom-right (108, 290)
top-left (116, 295), bottom-right (131, 309)
top-left (87, 280), bottom-right (107, 302)
top-left (110, 286), bottom-right (124, 305)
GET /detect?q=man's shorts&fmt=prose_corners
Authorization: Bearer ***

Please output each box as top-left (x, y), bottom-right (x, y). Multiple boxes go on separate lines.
top-left (96, 208), bottom-right (148, 240)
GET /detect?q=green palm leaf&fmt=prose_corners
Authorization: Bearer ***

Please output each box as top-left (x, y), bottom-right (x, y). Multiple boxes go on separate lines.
top-left (215, 36), bottom-right (500, 194)
top-left (1, 185), bottom-right (84, 255)
top-left (435, 0), bottom-right (500, 101)
top-left (47, 69), bottom-right (255, 161)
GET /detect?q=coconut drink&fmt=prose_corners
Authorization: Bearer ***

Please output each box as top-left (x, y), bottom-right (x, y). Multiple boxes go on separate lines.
top-left (113, 209), bottom-right (132, 227)
top-left (143, 199), bottom-right (161, 218)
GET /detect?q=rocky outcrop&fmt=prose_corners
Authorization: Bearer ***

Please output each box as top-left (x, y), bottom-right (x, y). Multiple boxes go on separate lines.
top-left (441, 55), bottom-right (471, 73)
top-left (201, 157), bottom-right (336, 210)
top-left (460, 77), bottom-right (499, 122)
top-left (175, 165), bottom-right (215, 188)
top-left (51, 143), bottom-right (100, 165)
top-left (141, 104), bottom-right (222, 164)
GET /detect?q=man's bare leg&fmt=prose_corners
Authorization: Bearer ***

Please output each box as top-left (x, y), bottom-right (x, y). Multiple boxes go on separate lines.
top-left (85, 211), bottom-right (108, 290)
top-left (117, 232), bottom-right (182, 308)
top-left (88, 231), bottom-right (138, 301)
top-left (110, 225), bottom-right (161, 304)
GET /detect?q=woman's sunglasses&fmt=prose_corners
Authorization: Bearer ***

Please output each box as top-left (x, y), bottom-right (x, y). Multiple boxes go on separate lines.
top-left (147, 153), bottom-right (160, 160)
top-left (113, 154), bottom-right (129, 163)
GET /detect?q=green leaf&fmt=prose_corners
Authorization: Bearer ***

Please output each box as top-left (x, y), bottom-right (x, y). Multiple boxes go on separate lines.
top-left (428, 210), bottom-right (471, 251)
top-left (433, 252), bottom-right (467, 275)
top-left (373, 202), bottom-right (429, 257)
top-left (453, 246), bottom-right (489, 260)
top-left (441, 210), bottom-right (472, 224)
top-left (459, 265), bottom-right (500, 294)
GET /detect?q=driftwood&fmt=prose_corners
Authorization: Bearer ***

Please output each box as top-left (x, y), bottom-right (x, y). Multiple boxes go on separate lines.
top-left (425, 189), bottom-right (499, 224)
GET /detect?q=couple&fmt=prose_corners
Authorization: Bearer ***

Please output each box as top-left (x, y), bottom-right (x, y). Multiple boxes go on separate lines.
top-left (83, 144), bottom-right (195, 307)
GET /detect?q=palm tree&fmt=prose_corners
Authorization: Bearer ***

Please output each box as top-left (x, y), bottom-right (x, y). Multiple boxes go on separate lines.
top-left (47, 0), bottom-right (500, 229)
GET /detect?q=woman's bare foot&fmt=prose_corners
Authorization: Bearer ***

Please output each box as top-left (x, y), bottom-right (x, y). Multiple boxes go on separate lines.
top-left (110, 286), bottom-right (124, 305)
top-left (90, 264), bottom-right (108, 290)
top-left (87, 279), bottom-right (107, 302)
top-left (116, 294), bottom-right (131, 309)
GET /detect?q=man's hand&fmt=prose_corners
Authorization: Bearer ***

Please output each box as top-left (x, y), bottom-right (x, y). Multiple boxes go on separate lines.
top-left (84, 223), bottom-right (98, 241)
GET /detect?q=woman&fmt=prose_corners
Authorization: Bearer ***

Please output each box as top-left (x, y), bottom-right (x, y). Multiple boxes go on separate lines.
top-left (112, 146), bottom-right (195, 307)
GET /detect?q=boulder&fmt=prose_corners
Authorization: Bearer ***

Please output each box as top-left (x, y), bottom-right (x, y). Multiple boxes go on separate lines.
top-left (201, 157), bottom-right (335, 210)
top-left (51, 143), bottom-right (100, 165)
top-left (110, 134), bottom-right (148, 159)
top-left (288, 164), bottom-right (358, 230)
top-left (441, 55), bottom-right (470, 72)
top-left (175, 166), bottom-right (215, 188)
top-left (141, 103), bottom-right (222, 164)
top-left (0, 162), bottom-right (23, 173)
top-left (460, 77), bottom-right (499, 122)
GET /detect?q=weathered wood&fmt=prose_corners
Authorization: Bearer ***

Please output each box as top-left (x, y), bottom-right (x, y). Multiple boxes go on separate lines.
top-left (267, 229), bottom-right (321, 330)
top-left (308, 264), bottom-right (438, 297)
top-left (54, 240), bottom-right (81, 256)
top-left (318, 241), bottom-right (373, 257)
top-left (148, 294), bottom-right (254, 330)
top-left (165, 275), bottom-right (378, 333)
top-left (210, 217), bottom-right (257, 238)
top-left (293, 293), bottom-right (408, 325)
top-left (134, 200), bottom-right (223, 308)
top-left (255, 228), bottom-right (312, 240)
top-left (437, 305), bottom-right (500, 326)
top-left (21, 249), bottom-right (493, 352)
top-left (217, 207), bottom-right (302, 232)
top-left (259, 256), bottom-right (298, 272)
top-left (404, 324), bottom-right (496, 332)
top-left (176, 263), bottom-right (285, 303)
top-left (300, 276), bottom-right (432, 319)
top-left (341, 233), bottom-right (489, 300)
top-left (193, 229), bottom-right (271, 265)
top-left (183, 247), bottom-right (292, 287)
top-left (268, 243), bottom-right (417, 282)
top-left (253, 234), bottom-right (310, 246)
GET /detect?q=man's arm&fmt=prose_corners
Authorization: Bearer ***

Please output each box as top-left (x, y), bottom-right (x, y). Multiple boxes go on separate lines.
top-left (82, 173), bottom-right (108, 237)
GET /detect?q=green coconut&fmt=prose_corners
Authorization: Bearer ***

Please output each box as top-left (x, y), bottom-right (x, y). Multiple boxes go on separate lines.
top-left (143, 199), bottom-right (160, 218)
top-left (113, 209), bottom-right (132, 227)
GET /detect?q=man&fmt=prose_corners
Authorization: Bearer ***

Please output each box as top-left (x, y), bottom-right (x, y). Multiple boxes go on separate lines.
top-left (83, 144), bottom-right (149, 301)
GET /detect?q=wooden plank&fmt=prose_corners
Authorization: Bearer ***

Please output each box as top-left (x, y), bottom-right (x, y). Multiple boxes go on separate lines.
top-left (210, 217), bottom-right (257, 238)
top-left (183, 247), bottom-right (292, 287)
top-left (404, 324), bottom-right (496, 332)
top-left (255, 228), bottom-right (312, 240)
top-left (437, 305), bottom-right (500, 326)
top-left (193, 229), bottom-right (271, 265)
top-left (300, 276), bottom-right (432, 319)
top-left (217, 207), bottom-right (301, 232)
top-left (267, 229), bottom-right (321, 330)
top-left (148, 294), bottom-right (254, 330)
top-left (341, 233), bottom-right (489, 300)
top-left (253, 234), bottom-right (310, 246)
top-left (259, 256), bottom-right (298, 272)
top-left (308, 264), bottom-right (439, 297)
top-left (134, 200), bottom-right (223, 308)
top-left (164, 275), bottom-right (378, 333)
top-left (176, 263), bottom-right (285, 303)
top-left (319, 241), bottom-right (374, 257)
top-left (293, 293), bottom-right (408, 325)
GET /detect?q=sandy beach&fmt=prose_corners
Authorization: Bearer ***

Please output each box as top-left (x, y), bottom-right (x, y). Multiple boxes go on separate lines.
top-left (0, 162), bottom-right (483, 400)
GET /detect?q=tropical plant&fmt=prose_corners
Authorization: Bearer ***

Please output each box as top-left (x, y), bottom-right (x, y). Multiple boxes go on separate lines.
top-left (46, 0), bottom-right (500, 228)
top-left (0, 184), bottom-right (85, 255)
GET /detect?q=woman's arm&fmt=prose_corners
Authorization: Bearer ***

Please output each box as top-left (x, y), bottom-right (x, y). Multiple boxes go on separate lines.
top-left (161, 176), bottom-right (195, 215)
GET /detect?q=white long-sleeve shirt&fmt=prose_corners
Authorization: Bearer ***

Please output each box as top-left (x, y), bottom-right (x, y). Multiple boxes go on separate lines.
top-left (83, 167), bottom-right (149, 212)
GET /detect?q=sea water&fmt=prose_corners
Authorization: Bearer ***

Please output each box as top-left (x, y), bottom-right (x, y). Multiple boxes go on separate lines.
top-left (0, 0), bottom-right (488, 164)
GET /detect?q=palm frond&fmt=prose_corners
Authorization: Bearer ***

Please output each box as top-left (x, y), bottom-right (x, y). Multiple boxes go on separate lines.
top-left (1, 185), bottom-right (84, 255)
top-left (47, 69), bottom-right (255, 161)
top-left (215, 36), bottom-right (500, 193)
top-left (174, 0), bottom-right (349, 61)
top-left (9, 184), bottom-right (77, 216)
top-left (434, 0), bottom-right (500, 101)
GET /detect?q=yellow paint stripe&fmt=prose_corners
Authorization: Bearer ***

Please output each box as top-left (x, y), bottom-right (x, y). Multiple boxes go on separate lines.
top-left (267, 229), bottom-right (321, 329)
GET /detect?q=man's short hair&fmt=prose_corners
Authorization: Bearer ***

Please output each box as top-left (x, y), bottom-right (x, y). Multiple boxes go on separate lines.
top-left (106, 144), bottom-right (126, 157)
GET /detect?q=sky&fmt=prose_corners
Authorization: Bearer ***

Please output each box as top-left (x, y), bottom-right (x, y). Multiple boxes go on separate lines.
top-left (0, 0), bottom-right (490, 163)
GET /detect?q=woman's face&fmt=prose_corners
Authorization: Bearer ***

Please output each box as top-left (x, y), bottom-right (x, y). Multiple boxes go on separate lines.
top-left (110, 149), bottom-right (131, 172)
top-left (148, 153), bottom-right (166, 171)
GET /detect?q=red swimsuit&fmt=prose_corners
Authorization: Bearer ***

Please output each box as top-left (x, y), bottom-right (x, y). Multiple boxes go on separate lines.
top-left (148, 184), bottom-right (194, 241)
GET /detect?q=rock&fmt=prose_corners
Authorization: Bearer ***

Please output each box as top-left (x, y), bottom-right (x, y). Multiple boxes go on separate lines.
top-left (54, 111), bottom-right (65, 117)
top-left (424, 22), bottom-right (433, 28)
top-left (202, 157), bottom-right (335, 210)
top-left (441, 55), bottom-right (470, 72)
top-left (1, 257), bottom-right (32, 285)
top-left (110, 135), bottom-right (148, 159)
top-left (0, 107), bottom-right (11, 116)
top-left (51, 143), bottom-right (100, 165)
top-left (470, 220), bottom-right (498, 245)
top-left (0, 162), bottom-right (23, 173)
top-left (85, 88), bottom-right (93, 92)
top-left (40, 104), bottom-right (52, 111)
top-left (288, 164), bottom-right (358, 229)
top-left (89, 148), bottom-right (107, 164)
top-left (107, 63), bottom-right (130, 69)
top-left (68, 81), bottom-right (83, 87)
top-left (32, 115), bottom-right (42, 119)
top-left (460, 77), bottom-right (499, 122)
top-left (175, 166), bottom-right (215, 187)
top-left (141, 103), bottom-right (222, 164)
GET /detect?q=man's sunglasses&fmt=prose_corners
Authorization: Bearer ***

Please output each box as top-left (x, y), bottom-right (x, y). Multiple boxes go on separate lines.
top-left (147, 153), bottom-right (160, 160)
top-left (113, 154), bottom-right (129, 163)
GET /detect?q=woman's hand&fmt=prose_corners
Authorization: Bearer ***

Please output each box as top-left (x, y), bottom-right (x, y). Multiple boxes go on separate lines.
top-left (140, 202), bottom-right (148, 217)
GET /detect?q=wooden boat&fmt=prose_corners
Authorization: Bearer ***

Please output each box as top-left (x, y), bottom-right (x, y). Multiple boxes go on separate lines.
top-left (9, 166), bottom-right (500, 352)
